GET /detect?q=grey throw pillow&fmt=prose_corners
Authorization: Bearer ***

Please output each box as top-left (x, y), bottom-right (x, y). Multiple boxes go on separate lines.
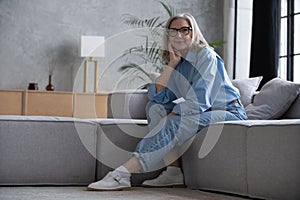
top-left (245, 78), bottom-right (300, 119)
top-left (281, 93), bottom-right (300, 119)
top-left (232, 76), bottom-right (263, 107)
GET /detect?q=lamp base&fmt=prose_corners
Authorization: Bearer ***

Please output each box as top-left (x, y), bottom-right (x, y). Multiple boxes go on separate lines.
top-left (83, 58), bottom-right (99, 93)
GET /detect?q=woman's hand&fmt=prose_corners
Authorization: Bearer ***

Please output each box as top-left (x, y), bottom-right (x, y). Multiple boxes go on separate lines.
top-left (155, 42), bottom-right (181, 92)
top-left (168, 42), bottom-right (181, 68)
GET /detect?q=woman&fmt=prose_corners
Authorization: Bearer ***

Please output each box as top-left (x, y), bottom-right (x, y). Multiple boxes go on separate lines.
top-left (87, 13), bottom-right (247, 191)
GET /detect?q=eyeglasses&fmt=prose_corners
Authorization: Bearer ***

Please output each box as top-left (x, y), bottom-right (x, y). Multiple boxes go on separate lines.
top-left (167, 27), bottom-right (192, 37)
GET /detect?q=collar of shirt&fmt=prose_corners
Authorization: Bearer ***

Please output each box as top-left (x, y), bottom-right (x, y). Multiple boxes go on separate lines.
top-left (185, 46), bottom-right (207, 67)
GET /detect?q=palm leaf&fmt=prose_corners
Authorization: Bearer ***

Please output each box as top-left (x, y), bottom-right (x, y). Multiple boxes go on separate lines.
top-left (147, 42), bottom-right (161, 63)
top-left (118, 63), bottom-right (151, 79)
top-left (159, 1), bottom-right (176, 17)
top-left (116, 73), bottom-right (150, 90)
top-left (209, 40), bottom-right (226, 48)
top-left (122, 14), bottom-right (160, 28)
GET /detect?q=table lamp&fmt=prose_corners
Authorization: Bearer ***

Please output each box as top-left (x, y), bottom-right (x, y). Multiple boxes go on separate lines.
top-left (80, 36), bottom-right (105, 93)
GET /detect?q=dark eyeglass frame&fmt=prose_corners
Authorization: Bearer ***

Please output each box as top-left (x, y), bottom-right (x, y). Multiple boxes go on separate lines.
top-left (167, 26), bottom-right (192, 37)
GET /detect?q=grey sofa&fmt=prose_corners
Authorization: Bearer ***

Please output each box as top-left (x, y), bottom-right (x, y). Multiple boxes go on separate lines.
top-left (0, 82), bottom-right (300, 200)
top-left (0, 116), bottom-right (98, 185)
top-left (182, 119), bottom-right (300, 200)
top-left (0, 116), bottom-right (160, 187)
top-left (104, 89), bottom-right (300, 200)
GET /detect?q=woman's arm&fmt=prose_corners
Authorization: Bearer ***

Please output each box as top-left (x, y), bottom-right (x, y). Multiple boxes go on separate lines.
top-left (172, 49), bottom-right (219, 115)
top-left (147, 43), bottom-right (182, 104)
top-left (155, 43), bottom-right (182, 92)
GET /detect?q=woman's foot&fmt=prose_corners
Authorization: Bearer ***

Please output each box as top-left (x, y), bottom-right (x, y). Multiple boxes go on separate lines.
top-left (87, 167), bottom-right (131, 191)
top-left (141, 166), bottom-right (184, 188)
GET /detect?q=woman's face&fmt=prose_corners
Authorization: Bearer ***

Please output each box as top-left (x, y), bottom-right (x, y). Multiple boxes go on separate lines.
top-left (168, 18), bottom-right (192, 52)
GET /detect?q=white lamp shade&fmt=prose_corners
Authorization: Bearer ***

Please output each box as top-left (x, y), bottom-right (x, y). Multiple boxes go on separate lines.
top-left (80, 36), bottom-right (105, 57)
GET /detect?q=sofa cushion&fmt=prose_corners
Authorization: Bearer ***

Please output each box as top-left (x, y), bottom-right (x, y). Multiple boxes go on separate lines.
top-left (182, 122), bottom-right (249, 196)
top-left (247, 120), bottom-right (300, 199)
top-left (232, 76), bottom-right (263, 107)
top-left (106, 77), bottom-right (263, 119)
top-left (107, 90), bottom-right (148, 119)
top-left (0, 116), bottom-right (97, 185)
top-left (245, 78), bottom-right (300, 119)
top-left (90, 118), bottom-right (164, 186)
top-left (183, 119), bottom-right (300, 199)
top-left (282, 93), bottom-right (300, 119)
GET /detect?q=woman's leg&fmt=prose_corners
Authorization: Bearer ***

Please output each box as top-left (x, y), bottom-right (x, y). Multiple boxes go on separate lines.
top-left (134, 107), bottom-right (246, 172)
top-left (87, 102), bottom-right (246, 190)
top-left (121, 150), bottom-right (180, 173)
top-left (123, 156), bottom-right (141, 173)
top-left (133, 114), bottom-right (198, 172)
top-left (163, 150), bottom-right (181, 167)
top-left (146, 101), bottom-right (175, 130)
top-left (87, 102), bottom-right (176, 191)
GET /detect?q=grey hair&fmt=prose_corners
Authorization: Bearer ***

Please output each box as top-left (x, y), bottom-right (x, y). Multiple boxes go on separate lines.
top-left (161, 13), bottom-right (210, 62)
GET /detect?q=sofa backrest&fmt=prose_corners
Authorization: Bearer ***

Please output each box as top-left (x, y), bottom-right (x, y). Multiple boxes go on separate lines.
top-left (107, 90), bottom-right (148, 119)
top-left (106, 90), bottom-right (300, 120)
top-left (106, 90), bottom-right (259, 120)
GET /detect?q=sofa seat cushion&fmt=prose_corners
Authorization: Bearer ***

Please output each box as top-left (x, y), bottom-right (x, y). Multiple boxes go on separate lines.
top-left (246, 119), bottom-right (300, 200)
top-left (87, 118), bottom-right (148, 125)
top-left (89, 118), bottom-right (164, 186)
top-left (182, 121), bottom-right (249, 196)
top-left (0, 115), bottom-right (98, 185)
top-left (182, 119), bottom-right (300, 199)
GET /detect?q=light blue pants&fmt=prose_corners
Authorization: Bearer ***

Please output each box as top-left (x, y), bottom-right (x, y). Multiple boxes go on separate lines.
top-left (133, 100), bottom-right (247, 172)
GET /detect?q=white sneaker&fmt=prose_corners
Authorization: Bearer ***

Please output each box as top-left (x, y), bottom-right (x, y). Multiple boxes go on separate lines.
top-left (142, 167), bottom-right (184, 188)
top-left (87, 171), bottom-right (131, 191)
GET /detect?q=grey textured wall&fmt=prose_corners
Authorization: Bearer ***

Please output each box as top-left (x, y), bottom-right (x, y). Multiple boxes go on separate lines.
top-left (0, 0), bottom-right (223, 92)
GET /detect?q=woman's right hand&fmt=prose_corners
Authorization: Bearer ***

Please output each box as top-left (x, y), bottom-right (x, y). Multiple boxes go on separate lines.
top-left (155, 42), bottom-right (181, 92)
top-left (168, 42), bottom-right (181, 68)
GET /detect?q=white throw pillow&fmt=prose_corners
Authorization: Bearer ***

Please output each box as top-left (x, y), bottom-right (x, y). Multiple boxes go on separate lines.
top-left (245, 78), bottom-right (300, 119)
top-left (232, 76), bottom-right (263, 107)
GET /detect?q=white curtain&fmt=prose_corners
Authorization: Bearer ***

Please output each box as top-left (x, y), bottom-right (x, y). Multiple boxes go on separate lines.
top-left (223, 0), bottom-right (253, 79)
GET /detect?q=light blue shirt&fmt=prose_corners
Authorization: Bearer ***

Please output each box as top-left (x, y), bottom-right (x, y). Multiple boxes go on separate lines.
top-left (148, 47), bottom-right (240, 115)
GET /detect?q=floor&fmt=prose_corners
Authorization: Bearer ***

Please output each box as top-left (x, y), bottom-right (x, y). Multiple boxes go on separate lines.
top-left (0, 186), bottom-right (251, 200)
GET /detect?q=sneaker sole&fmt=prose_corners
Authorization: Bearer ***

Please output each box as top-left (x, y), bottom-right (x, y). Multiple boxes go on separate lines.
top-left (86, 186), bottom-right (132, 191)
top-left (141, 184), bottom-right (185, 188)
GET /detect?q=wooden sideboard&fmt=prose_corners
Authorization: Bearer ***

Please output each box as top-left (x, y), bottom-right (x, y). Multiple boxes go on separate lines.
top-left (0, 90), bottom-right (108, 118)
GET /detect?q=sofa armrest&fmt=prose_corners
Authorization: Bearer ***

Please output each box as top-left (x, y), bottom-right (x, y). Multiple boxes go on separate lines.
top-left (107, 90), bottom-right (149, 119)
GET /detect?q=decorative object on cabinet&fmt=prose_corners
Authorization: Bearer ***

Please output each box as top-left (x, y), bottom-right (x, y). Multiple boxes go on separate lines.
top-left (46, 55), bottom-right (57, 91)
top-left (46, 75), bottom-right (55, 91)
top-left (28, 83), bottom-right (38, 90)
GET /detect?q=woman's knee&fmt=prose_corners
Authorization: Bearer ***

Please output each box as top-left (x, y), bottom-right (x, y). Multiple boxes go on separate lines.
top-left (146, 101), bottom-right (176, 115)
top-left (145, 101), bottom-right (156, 115)
top-left (146, 101), bottom-right (167, 118)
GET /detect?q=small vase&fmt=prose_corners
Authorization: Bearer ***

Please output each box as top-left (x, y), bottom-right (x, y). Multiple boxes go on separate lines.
top-left (46, 75), bottom-right (55, 91)
top-left (28, 83), bottom-right (38, 90)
